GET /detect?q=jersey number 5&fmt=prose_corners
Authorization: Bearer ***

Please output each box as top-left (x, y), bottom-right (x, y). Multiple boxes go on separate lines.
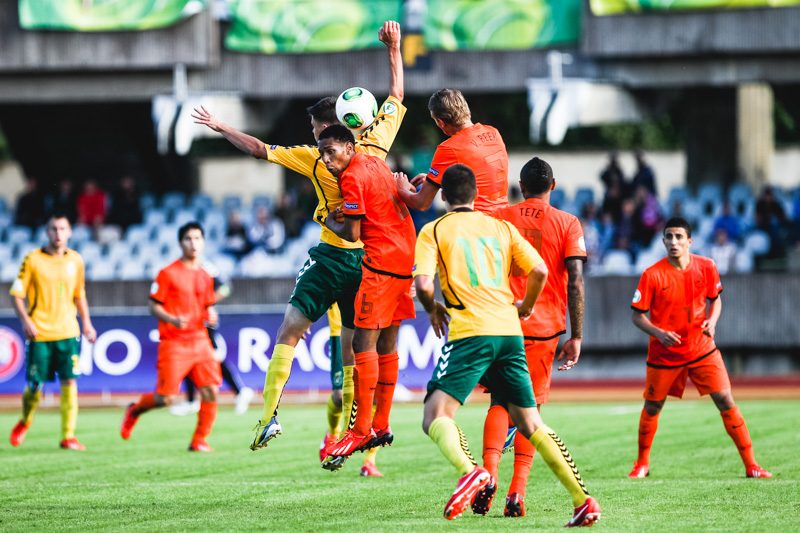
top-left (457, 237), bottom-right (503, 288)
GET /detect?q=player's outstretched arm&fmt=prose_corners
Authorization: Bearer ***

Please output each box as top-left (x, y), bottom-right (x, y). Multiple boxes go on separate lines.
top-left (398, 179), bottom-right (439, 211)
top-left (192, 106), bottom-right (267, 159)
top-left (557, 259), bottom-right (584, 371)
top-left (517, 263), bottom-right (548, 319)
top-left (415, 275), bottom-right (449, 338)
top-left (379, 20), bottom-right (403, 102)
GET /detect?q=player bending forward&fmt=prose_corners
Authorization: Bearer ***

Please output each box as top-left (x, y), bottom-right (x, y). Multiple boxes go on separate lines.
top-left (120, 222), bottom-right (222, 452)
top-left (414, 164), bottom-right (600, 525)
top-left (629, 217), bottom-right (771, 479)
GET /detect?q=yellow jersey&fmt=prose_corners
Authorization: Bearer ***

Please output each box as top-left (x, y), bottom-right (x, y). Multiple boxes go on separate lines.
top-left (9, 248), bottom-right (86, 342)
top-left (264, 96), bottom-right (406, 249)
top-left (414, 209), bottom-right (544, 341)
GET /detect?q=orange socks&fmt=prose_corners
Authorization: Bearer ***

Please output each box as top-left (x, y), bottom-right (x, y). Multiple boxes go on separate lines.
top-left (508, 430), bottom-right (536, 496)
top-left (636, 409), bottom-right (660, 465)
top-left (193, 401), bottom-right (217, 441)
top-left (721, 405), bottom-right (756, 468)
top-left (353, 351), bottom-right (379, 435)
top-left (372, 353), bottom-right (398, 431)
top-left (482, 404), bottom-right (510, 480)
top-left (133, 393), bottom-right (157, 416)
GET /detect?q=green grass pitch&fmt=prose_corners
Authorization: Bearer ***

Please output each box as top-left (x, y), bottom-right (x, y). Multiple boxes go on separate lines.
top-left (0, 399), bottom-right (796, 531)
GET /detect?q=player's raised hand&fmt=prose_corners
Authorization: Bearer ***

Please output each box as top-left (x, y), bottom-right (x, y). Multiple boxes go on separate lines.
top-left (83, 323), bottom-right (97, 344)
top-left (428, 301), bottom-right (450, 338)
top-left (379, 20), bottom-right (401, 48)
top-left (191, 106), bottom-right (223, 132)
top-left (409, 173), bottom-right (426, 187)
top-left (656, 329), bottom-right (681, 347)
top-left (701, 319), bottom-right (716, 338)
top-left (557, 338), bottom-right (582, 371)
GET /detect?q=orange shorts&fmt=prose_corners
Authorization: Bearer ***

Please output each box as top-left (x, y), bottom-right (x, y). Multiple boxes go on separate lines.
top-left (644, 349), bottom-right (731, 401)
top-left (156, 336), bottom-right (221, 396)
top-left (524, 337), bottom-right (560, 406)
top-left (354, 267), bottom-right (415, 329)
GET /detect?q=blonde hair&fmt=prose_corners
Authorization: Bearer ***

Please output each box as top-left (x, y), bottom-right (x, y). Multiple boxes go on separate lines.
top-left (428, 89), bottom-right (471, 127)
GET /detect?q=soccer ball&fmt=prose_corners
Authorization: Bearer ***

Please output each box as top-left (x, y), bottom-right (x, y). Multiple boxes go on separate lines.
top-left (336, 87), bottom-right (378, 132)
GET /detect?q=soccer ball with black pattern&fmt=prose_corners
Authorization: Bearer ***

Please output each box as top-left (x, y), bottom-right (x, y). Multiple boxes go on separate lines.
top-left (335, 87), bottom-right (378, 132)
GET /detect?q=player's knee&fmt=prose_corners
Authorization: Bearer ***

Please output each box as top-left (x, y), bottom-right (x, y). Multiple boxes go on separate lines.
top-left (644, 400), bottom-right (664, 416)
top-left (26, 381), bottom-right (42, 393)
top-left (199, 386), bottom-right (217, 402)
top-left (711, 390), bottom-right (735, 411)
top-left (275, 308), bottom-right (312, 346)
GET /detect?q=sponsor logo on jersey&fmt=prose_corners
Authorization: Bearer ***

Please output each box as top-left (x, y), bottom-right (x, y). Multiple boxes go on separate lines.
top-left (382, 102), bottom-right (397, 115)
top-left (429, 168), bottom-right (439, 177)
top-left (578, 236), bottom-right (586, 252)
top-left (150, 282), bottom-right (159, 295)
top-left (632, 289), bottom-right (642, 304)
top-left (345, 202), bottom-right (359, 210)
top-left (0, 326), bottom-right (24, 383)
top-left (270, 145), bottom-right (278, 150)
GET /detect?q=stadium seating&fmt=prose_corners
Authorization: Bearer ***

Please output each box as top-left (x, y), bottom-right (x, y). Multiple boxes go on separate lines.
top-left (601, 250), bottom-right (634, 276)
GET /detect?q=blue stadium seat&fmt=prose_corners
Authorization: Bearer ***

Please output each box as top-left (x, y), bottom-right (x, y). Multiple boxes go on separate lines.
top-left (155, 225), bottom-right (179, 246)
top-left (5, 226), bottom-right (32, 245)
top-left (143, 208), bottom-right (168, 228)
top-left (602, 250), bottom-right (633, 276)
top-left (0, 196), bottom-right (7, 213)
top-left (697, 183), bottom-right (723, 216)
top-left (0, 243), bottom-right (11, 264)
top-left (190, 193), bottom-right (214, 211)
top-left (743, 230), bottom-right (770, 255)
top-left (88, 260), bottom-right (116, 281)
top-left (223, 195), bottom-right (243, 213)
top-left (125, 224), bottom-right (151, 244)
top-left (727, 183), bottom-right (752, 216)
top-left (118, 260), bottom-right (148, 281)
top-left (105, 241), bottom-right (131, 264)
top-left (252, 195), bottom-right (273, 210)
top-left (0, 262), bottom-right (19, 282)
top-left (735, 249), bottom-right (754, 273)
top-left (33, 225), bottom-right (48, 245)
top-left (77, 242), bottom-right (103, 264)
top-left (172, 207), bottom-right (198, 227)
top-left (574, 188), bottom-right (595, 211)
top-left (70, 224), bottom-right (93, 246)
top-left (550, 189), bottom-right (566, 209)
top-left (161, 192), bottom-right (186, 211)
top-left (139, 193), bottom-right (156, 211)
top-left (667, 186), bottom-right (689, 207)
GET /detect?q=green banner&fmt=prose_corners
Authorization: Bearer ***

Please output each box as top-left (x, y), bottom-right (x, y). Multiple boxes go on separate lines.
top-left (225, 0), bottom-right (403, 54)
top-left (18, 0), bottom-right (205, 31)
top-left (590, 0), bottom-right (800, 16)
top-left (423, 0), bottom-right (580, 51)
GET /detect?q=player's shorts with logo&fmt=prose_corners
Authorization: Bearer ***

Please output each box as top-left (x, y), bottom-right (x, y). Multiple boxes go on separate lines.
top-left (26, 337), bottom-right (81, 383)
top-left (156, 336), bottom-right (221, 396)
top-left (354, 265), bottom-right (415, 329)
top-left (644, 348), bottom-right (731, 400)
top-left (427, 335), bottom-right (536, 408)
top-left (289, 243), bottom-right (364, 329)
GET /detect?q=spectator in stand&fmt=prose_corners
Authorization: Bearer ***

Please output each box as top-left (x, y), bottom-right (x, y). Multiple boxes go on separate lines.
top-left (223, 209), bottom-right (250, 259)
top-left (601, 181), bottom-right (625, 223)
top-left (580, 203), bottom-right (602, 271)
top-left (247, 205), bottom-right (286, 254)
top-left (48, 179), bottom-right (78, 224)
top-left (108, 176), bottom-right (143, 232)
top-left (631, 150), bottom-right (657, 198)
top-left (274, 193), bottom-right (302, 238)
top-left (77, 180), bottom-right (107, 228)
top-left (598, 211), bottom-right (616, 259)
top-left (14, 177), bottom-right (46, 230)
top-left (755, 186), bottom-right (788, 260)
top-left (633, 185), bottom-right (663, 249)
top-left (710, 228), bottom-right (737, 275)
top-left (600, 151), bottom-right (626, 196)
top-left (615, 198), bottom-right (638, 261)
top-left (712, 201), bottom-right (741, 244)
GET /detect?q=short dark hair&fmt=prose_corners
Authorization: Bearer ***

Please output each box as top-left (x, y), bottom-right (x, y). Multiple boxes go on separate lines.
top-left (441, 164), bottom-right (477, 206)
top-left (663, 217), bottom-right (692, 237)
top-left (178, 221), bottom-right (204, 241)
top-left (318, 124), bottom-right (355, 145)
top-left (519, 157), bottom-right (553, 195)
top-left (306, 96), bottom-right (338, 124)
top-left (47, 212), bottom-right (71, 224)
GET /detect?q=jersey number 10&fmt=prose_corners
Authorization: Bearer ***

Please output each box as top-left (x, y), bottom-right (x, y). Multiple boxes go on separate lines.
top-left (457, 237), bottom-right (503, 288)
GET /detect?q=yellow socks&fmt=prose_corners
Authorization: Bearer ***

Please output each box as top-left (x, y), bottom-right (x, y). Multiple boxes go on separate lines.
top-left (364, 446), bottom-right (378, 465)
top-left (530, 426), bottom-right (589, 506)
top-left (341, 365), bottom-right (355, 430)
top-left (428, 417), bottom-right (476, 476)
top-left (326, 395), bottom-right (342, 436)
top-left (261, 344), bottom-right (295, 421)
top-left (22, 385), bottom-right (41, 426)
top-left (60, 382), bottom-right (78, 440)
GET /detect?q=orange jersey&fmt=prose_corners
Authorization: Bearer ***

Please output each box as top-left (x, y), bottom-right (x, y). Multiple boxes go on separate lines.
top-left (631, 255), bottom-right (723, 367)
top-left (340, 152), bottom-right (416, 277)
top-left (150, 260), bottom-right (216, 342)
top-left (495, 198), bottom-right (586, 339)
top-left (426, 123), bottom-right (509, 213)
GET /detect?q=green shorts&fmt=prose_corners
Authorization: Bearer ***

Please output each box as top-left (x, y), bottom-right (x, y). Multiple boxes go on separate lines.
top-left (329, 335), bottom-right (343, 390)
top-left (289, 243), bottom-right (364, 329)
top-left (426, 335), bottom-right (536, 408)
top-left (26, 337), bottom-right (82, 384)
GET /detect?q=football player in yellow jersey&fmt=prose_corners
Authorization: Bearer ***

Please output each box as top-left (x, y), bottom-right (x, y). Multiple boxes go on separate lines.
top-left (192, 21), bottom-right (405, 473)
top-left (9, 214), bottom-right (96, 451)
top-left (414, 165), bottom-right (601, 526)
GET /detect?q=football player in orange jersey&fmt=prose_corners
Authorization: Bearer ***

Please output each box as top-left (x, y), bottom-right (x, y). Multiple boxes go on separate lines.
top-left (629, 217), bottom-right (771, 479)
